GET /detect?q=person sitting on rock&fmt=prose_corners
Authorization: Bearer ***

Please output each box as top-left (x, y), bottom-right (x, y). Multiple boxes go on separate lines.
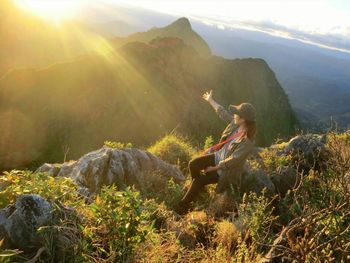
top-left (174, 90), bottom-right (257, 215)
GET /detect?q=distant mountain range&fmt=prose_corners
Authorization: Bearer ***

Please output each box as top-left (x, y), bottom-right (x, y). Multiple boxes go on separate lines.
top-left (3, 0), bottom-right (347, 133)
top-left (84, 5), bottom-right (350, 132)
top-left (188, 21), bottom-right (350, 131)
top-left (0, 18), bottom-right (298, 170)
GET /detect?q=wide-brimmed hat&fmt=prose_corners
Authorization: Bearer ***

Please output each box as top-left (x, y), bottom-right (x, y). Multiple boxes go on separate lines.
top-left (228, 102), bottom-right (256, 122)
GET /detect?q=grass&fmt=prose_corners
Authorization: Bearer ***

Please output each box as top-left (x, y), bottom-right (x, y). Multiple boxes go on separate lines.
top-left (147, 133), bottom-right (198, 172)
top-left (1, 129), bottom-right (350, 262)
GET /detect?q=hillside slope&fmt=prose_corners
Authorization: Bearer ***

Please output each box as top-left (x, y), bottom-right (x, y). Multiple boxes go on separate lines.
top-left (0, 37), bottom-right (299, 170)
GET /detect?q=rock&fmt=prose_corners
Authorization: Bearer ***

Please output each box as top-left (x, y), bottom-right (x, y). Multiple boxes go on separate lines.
top-left (270, 166), bottom-right (299, 196)
top-left (0, 194), bottom-right (53, 250)
top-left (207, 163), bottom-right (276, 216)
top-left (240, 164), bottom-right (276, 198)
top-left (57, 161), bottom-right (77, 177)
top-left (35, 163), bottom-right (61, 176)
top-left (281, 134), bottom-right (329, 173)
top-left (35, 161), bottom-right (77, 178)
top-left (36, 146), bottom-right (185, 194)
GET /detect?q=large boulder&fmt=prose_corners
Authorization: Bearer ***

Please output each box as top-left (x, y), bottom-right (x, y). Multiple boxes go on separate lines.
top-left (276, 134), bottom-right (329, 173)
top-left (36, 146), bottom-right (185, 193)
top-left (270, 166), bottom-right (299, 196)
top-left (207, 162), bottom-right (276, 217)
top-left (0, 194), bottom-right (53, 250)
top-left (240, 163), bottom-right (276, 198)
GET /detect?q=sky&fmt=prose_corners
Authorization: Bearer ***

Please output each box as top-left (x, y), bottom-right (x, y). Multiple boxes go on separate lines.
top-left (13, 0), bottom-right (350, 53)
top-left (110, 0), bottom-right (350, 52)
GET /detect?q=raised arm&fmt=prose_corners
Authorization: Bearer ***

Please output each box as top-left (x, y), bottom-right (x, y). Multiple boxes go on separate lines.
top-left (202, 90), bottom-right (233, 124)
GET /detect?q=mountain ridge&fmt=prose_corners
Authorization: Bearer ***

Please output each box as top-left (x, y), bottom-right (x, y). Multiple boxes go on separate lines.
top-left (0, 36), bottom-right (299, 171)
top-left (111, 17), bottom-right (211, 57)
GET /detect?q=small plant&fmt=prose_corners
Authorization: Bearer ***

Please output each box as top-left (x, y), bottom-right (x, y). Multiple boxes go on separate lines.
top-left (104, 140), bottom-right (133, 149)
top-left (203, 135), bottom-right (214, 151)
top-left (214, 220), bottom-right (241, 250)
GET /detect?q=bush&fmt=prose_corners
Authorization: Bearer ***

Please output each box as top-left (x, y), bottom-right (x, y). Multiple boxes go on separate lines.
top-left (141, 175), bottom-right (184, 210)
top-left (0, 170), bottom-right (84, 262)
top-left (81, 185), bottom-right (152, 262)
top-left (147, 134), bottom-right (197, 172)
top-left (259, 148), bottom-right (292, 172)
top-left (238, 191), bottom-right (276, 245)
top-left (104, 140), bottom-right (133, 149)
top-left (0, 170), bottom-right (79, 209)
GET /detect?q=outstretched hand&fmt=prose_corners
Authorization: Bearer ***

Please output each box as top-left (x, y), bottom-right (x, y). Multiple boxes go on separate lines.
top-left (202, 90), bottom-right (213, 102)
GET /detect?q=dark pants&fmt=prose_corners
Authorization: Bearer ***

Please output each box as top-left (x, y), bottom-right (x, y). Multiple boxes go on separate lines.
top-left (179, 153), bottom-right (219, 207)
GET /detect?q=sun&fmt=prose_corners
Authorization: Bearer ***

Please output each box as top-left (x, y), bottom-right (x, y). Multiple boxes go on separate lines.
top-left (14, 0), bottom-right (86, 23)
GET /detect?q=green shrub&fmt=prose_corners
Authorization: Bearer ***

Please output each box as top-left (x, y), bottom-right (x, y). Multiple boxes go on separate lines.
top-left (0, 170), bottom-right (80, 209)
top-left (203, 135), bottom-right (214, 151)
top-left (82, 185), bottom-right (152, 262)
top-left (0, 170), bottom-right (84, 262)
top-left (141, 175), bottom-right (184, 210)
top-left (259, 148), bottom-right (292, 172)
top-left (147, 134), bottom-right (196, 171)
top-left (238, 191), bottom-right (276, 245)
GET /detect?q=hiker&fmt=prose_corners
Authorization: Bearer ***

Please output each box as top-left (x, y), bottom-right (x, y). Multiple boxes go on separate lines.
top-left (174, 90), bottom-right (257, 215)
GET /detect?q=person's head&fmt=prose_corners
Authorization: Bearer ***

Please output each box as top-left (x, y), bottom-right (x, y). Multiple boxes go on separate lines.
top-left (229, 103), bottom-right (257, 141)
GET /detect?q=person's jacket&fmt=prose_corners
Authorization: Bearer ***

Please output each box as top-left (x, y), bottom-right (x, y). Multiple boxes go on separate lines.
top-left (214, 104), bottom-right (255, 194)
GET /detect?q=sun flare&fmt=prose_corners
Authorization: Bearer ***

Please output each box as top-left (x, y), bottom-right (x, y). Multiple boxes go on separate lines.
top-left (14, 0), bottom-right (86, 23)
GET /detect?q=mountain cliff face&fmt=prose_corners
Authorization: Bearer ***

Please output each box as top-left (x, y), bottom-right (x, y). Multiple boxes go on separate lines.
top-left (112, 17), bottom-right (212, 57)
top-left (0, 35), bottom-right (299, 170)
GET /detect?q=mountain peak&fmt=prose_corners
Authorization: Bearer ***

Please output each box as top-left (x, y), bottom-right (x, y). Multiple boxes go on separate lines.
top-left (167, 17), bottom-right (192, 31)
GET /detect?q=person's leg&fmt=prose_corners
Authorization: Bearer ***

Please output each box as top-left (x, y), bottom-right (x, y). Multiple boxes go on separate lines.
top-left (174, 154), bottom-right (218, 214)
top-left (179, 170), bottom-right (219, 206)
top-left (188, 153), bottom-right (216, 179)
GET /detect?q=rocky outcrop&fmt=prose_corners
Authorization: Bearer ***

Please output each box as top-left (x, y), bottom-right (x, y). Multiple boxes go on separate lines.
top-left (268, 133), bottom-right (328, 195)
top-left (270, 166), bottom-right (299, 196)
top-left (240, 164), bottom-right (276, 197)
top-left (274, 133), bottom-right (329, 173)
top-left (36, 146), bottom-right (185, 194)
top-left (0, 194), bottom-right (53, 250)
top-left (35, 133), bottom-right (328, 204)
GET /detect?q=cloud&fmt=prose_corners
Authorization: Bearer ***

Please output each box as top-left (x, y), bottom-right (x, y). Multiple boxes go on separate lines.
top-left (111, 0), bottom-right (350, 53)
top-left (251, 20), bottom-right (350, 52)
top-left (191, 15), bottom-right (350, 53)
